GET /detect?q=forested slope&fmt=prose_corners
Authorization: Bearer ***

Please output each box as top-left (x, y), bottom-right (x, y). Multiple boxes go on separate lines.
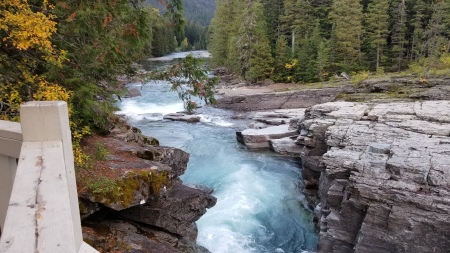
top-left (145, 0), bottom-right (216, 49)
top-left (145, 0), bottom-right (215, 25)
top-left (209, 0), bottom-right (450, 83)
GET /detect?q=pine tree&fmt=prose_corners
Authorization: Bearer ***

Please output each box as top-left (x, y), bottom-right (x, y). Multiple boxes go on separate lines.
top-left (207, 0), bottom-right (450, 81)
top-left (225, 0), bottom-right (244, 73)
top-left (366, 0), bottom-right (389, 71)
top-left (273, 35), bottom-right (292, 82)
top-left (208, 0), bottom-right (236, 66)
top-left (295, 20), bottom-right (323, 82)
top-left (409, 0), bottom-right (427, 62)
top-left (261, 0), bottom-right (285, 51)
top-left (329, 0), bottom-right (364, 70)
top-left (389, 0), bottom-right (408, 71)
top-left (316, 40), bottom-right (330, 81)
top-left (236, 0), bottom-right (274, 82)
top-left (424, 0), bottom-right (450, 73)
top-left (281, 0), bottom-right (313, 56)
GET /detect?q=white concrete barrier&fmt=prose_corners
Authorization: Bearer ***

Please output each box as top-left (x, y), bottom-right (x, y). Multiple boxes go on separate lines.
top-left (0, 101), bottom-right (98, 253)
top-left (0, 120), bottom-right (21, 230)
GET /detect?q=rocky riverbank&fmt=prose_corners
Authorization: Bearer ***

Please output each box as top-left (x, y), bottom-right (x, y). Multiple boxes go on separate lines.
top-left (298, 101), bottom-right (450, 253)
top-left (215, 75), bottom-right (450, 111)
top-left (216, 75), bottom-right (450, 253)
top-left (77, 117), bottom-right (216, 253)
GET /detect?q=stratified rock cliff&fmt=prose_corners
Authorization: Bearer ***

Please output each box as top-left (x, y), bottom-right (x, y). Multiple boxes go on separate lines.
top-left (296, 101), bottom-right (450, 253)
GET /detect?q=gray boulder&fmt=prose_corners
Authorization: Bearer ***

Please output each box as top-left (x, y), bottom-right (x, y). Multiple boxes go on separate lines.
top-left (124, 88), bottom-right (142, 98)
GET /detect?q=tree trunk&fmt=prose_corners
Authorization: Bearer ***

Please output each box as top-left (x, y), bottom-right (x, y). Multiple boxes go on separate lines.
top-left (376, 45), bottom-right (380, 71)
top-left (291, 31), bottom-right (295, 56)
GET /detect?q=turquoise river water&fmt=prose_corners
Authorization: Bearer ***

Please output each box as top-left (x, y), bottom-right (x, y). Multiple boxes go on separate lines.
top-left (117, 51), bottom-right (318, 253)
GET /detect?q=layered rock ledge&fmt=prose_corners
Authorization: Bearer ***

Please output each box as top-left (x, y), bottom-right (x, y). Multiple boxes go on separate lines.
top-left (216, 88), bottom-right (340, 111)
top-left (295, 101), bottom-right (450, 253)
top-left (78, 117), bottom-right (216, 252)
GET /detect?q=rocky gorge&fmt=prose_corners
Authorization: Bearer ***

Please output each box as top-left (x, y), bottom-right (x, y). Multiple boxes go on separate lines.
top-left (80, 73), bottom-right (450, 253)
top-left (222, 76), bottom-right (450, 253)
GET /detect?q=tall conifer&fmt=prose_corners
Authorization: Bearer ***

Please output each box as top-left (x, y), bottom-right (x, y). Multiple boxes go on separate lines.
top-left (366, 0), bottom-right (389, 71)
top-left (329, 0), bottom-right (364, 70)
top-left (237, 0), bottom-right (273, 82)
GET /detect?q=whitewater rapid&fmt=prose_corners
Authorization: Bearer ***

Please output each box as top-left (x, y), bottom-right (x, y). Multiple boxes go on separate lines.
top-left (117, 52), bottom-right (317, 253)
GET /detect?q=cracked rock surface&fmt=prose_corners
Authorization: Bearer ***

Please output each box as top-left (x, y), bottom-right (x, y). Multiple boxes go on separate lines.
top-left (296, 101), bottom-right (450, 253)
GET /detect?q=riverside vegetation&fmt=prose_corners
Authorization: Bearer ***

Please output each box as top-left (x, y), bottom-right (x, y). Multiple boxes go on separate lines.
top-left (0, 0), bottom-right (215, 169)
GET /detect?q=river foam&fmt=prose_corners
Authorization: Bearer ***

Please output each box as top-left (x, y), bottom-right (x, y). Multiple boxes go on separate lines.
top-left (117, 52), bottom-right (317, 252)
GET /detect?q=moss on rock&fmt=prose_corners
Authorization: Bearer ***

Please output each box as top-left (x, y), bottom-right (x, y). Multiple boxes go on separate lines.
top-left (85, 168), bottom-right (170, 211)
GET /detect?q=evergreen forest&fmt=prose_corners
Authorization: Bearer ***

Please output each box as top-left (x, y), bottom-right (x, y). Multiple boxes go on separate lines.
top-left (146, 0), bottom-right (216, 50)
top-left (208, 0), bottom-right (450, 83)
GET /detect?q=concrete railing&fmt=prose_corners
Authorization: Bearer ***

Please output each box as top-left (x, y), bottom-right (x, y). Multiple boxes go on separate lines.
top-left (0, 101), bottom-right (98, 253)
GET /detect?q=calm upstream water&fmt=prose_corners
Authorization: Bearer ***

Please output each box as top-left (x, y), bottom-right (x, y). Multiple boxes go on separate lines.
top-left (117, 51), bottom-right (318, 253)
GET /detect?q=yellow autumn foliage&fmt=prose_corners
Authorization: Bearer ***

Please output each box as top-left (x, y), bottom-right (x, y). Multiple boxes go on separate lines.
top-left (285, 59), bottom-right (298, 69)
top-left (0, 0), bottom-right (90, 167)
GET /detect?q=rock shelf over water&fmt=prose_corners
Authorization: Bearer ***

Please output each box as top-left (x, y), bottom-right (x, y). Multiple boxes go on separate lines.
top-left (298, 101), bottom-right (450, 252)
top-left (79, 118), bottom-right (215, 252)
top-left (240, 101), bottom-right (450, 253)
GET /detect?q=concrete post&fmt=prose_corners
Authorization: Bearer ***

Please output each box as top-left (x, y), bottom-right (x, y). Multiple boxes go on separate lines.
top-left (19, 101), bottom-right (82, 251)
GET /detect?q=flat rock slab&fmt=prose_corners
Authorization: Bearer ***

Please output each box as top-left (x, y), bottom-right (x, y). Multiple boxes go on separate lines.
top-left (250, 109), bottom-right (306, 126)
top-left (216, 88), bottom-right (340, 111)
top-left (164, 113), bottom-right (201, 123)
top-left (269, 136), bottom-right (302, 156)
top-left (237, 124), bottom-right (298, 149)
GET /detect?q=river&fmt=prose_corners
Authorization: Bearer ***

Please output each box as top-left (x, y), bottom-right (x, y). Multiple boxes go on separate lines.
top-left (117, 51), bottom-right (318, 253)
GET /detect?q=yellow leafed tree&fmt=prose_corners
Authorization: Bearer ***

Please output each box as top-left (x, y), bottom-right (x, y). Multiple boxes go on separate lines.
top-left (0, 0), bottom-right (90, 168)
top-left (0, 0), bottom-right (69, 121)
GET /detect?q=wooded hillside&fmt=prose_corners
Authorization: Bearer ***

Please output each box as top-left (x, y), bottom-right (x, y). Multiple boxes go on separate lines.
top-left (145, 0), bottom-right (216, 49)
top-left (209, 0), bottom-right (450, 83)
top-left (145, 0), bottom-right (215, 25)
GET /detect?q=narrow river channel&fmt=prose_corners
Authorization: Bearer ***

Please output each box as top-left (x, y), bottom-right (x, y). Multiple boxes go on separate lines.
top-left (117, 51), bottom-right (318, 253)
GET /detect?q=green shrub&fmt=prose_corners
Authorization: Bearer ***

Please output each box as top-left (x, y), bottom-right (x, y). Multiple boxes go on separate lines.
top-left (94, 142), bottom-right (108, 161)
top-left (351, 70), bottom-right (370, 85)
top-left (86, 177), bottom-right (118, 195)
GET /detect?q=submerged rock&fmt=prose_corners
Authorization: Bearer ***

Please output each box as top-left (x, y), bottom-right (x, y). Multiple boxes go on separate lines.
top-left (124, 88), bottom-right (142, 98)
top-left (164, 113), bottom-right (201, 123)
top-left (296, 101), bottom-right (450, 253)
